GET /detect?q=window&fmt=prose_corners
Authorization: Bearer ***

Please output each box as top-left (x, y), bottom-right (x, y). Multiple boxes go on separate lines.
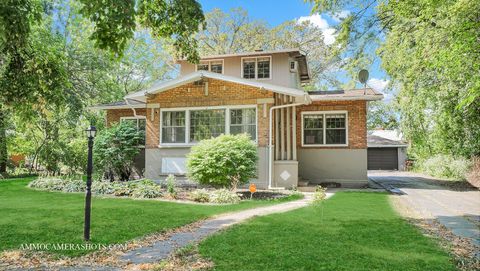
top-left (161, 111), bottom-right (186, 143)
top-left (196, 59), bottom-right (223, 74)
top-left (121, 117), bottom-right (146, 146)
top-left (242, 56), bottom-right (271, 79)
top-left (160, 107), bottom-right (257, 145)
top-left (190, 109), bottom-right (226, 142)
top-left (302, 112), bottom-right (348, 146)
top-left (230, 108), bottom-right (256, 140)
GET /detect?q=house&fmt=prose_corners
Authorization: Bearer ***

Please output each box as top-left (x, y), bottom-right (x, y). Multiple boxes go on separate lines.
top-left (367, 130), bottom-right (408, 171)
top-left (92, 49), bottom-right (383, 189)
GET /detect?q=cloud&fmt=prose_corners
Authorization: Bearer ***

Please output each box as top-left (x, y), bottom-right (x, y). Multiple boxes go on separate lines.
top-left (368, 78), bottom-right (395, 101)
top-left (331, 10), bottom-right (351, 22)
top-left (297, 14), bottom-right (336, 45)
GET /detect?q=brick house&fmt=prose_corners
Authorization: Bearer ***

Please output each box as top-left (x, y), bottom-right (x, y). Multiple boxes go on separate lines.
top-left (93, 49), bottom-right (383, 189)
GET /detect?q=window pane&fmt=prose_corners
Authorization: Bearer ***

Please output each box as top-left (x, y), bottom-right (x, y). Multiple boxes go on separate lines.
top-left (304, 129), bottom-right (323, 145)
top-left (162, 111), bottom-right (186, 143)
top-left (326, 129), bottom-right (346, 144)
top-left (243, 59), bottom-right (255, 79)
top-left (325, 114), bottom-right (346, 144)
top-left (197, 63), bottom-right (209, 71)
top-left (230, 108), bottom-right (256, 140)
top-left (210, 61), bottom-right (222, 73)
top-left (138, 119), bottom-right (146, 145)
top-left (190, 109), bottom-right (225, 142)
top-left (303, 115), bottom-right (323, 145)
top-left (257, 57), bottom-right (270, 79)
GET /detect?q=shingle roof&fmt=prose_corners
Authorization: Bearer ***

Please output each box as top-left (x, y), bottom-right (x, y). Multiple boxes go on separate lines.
top-left (367, 135), bottom-right (408, 147)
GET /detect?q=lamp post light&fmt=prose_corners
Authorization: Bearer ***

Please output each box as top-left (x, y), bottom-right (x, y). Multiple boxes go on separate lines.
top-left (84, 125), bottom-right (96, 241)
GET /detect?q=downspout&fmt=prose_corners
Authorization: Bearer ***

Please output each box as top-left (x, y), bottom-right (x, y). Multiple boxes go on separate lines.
top-left (124, 98), bottom-right (138, 117)
top-left (268, 98), bottom-right (309, 189)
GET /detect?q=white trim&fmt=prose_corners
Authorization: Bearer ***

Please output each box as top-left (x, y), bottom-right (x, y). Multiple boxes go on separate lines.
top-left (194, 59), bottom-right (224, 74)
top-left (368, 144), bottom-right (408, 148)
top-left (159, 105), bottom-right (258, 147)
top-left (310, 95), bottom-right (383, 101)
top-left (300, 110), bottom-right (349, 147)
top-left (90, 104), bottom-right (145, 110)
top-left (240, 56), bottom-right (272, 80)
top-left (120, 116), bottom-right (147, 120)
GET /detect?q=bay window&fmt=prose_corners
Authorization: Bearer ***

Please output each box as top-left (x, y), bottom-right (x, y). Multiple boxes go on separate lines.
top-left (302, 111), bottom-right (348, 146)
top-left (160, 106), bottom-right (257, 145)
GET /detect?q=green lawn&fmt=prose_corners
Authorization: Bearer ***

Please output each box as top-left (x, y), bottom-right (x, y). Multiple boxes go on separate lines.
top-left (0, 178), bottom-right (300, 257)
top-left (199, 192), bottom-right (456, 271)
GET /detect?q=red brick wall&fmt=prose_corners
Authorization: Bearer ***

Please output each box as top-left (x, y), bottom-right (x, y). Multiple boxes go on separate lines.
top-left (296, 100), bottom-right (367, 149)
top-left (144, 78), bottom-right (273, 148)
top-left (105, 109), bottom-right (147, 127)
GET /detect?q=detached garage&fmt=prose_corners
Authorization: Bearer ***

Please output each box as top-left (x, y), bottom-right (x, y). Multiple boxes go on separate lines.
top-left (367, 131), bottom-right (408, 170)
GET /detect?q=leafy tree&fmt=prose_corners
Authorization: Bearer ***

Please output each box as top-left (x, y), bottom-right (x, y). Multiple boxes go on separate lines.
top-left (187, 134), bottom-right (258, 191)
top-left (94, 121), bottom-right (142, 182)
top-left (367, 101), bottom-right (399, 130)
top-left (309, 0), bottom-right (480, 159)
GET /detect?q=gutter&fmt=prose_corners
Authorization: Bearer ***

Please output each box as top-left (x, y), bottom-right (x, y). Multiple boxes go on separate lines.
top-left (267, 100), bottom-right (308, 189)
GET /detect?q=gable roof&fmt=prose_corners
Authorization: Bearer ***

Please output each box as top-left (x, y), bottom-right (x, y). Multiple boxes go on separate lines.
top-left (367, 130), bottom-right (407, 148)
top-left (125, 71), bottom-right (312, 104)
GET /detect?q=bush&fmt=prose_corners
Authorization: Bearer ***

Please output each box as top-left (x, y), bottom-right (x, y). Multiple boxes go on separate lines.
top-left (421, 154), bottom-right (471, 180)
top-left (91, 180), bottom-right (116, 194)
top-left (131, 180), bottom-right (163, 198)
top-left (186, 134), bottom-right (258, 190)
top-left (209, 189), bottom-right (240, 204)
top-left (165, 174), bottom-right (177, 198)
top-left (190, 189), bottom-right (210, 202)
top-left (94, 121), bottom-right (142, 181)
top-left (28, 177), bottom-right (84, 192)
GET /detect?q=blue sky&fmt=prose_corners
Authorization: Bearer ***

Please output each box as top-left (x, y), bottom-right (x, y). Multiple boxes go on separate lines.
top-left (198, 0), bottom-right (391, 96)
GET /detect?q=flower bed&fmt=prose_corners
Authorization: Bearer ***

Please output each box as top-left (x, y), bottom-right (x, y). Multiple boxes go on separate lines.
top-left (28, 177), bottom-right (296, 204)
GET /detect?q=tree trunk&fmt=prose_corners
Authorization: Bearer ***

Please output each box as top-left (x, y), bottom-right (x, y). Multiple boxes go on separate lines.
top-left (0, 106), bottom-right (8, 174)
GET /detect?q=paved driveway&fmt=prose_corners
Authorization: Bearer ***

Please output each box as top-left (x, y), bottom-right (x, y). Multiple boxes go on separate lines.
top-left (369, 171), bottom-right (480, 248)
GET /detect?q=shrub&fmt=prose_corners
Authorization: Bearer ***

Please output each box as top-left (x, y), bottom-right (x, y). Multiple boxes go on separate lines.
top-left (28, 177), bottom-right (84, 192)
top-left (421, 154), bottom-right (471, 180)
top-left (91, 180), bottom-right (115, 194)
top-left (190, 189), bottom-right (210, 202)
top-left (186, 134), bottom-right (258, 190)
top-left (209, 189), bottom-right (240, 204)
top-left (94, 121), bottom-right (142, 181)
top-left (165, 174), bottom-right (177, 198)
top-left (131, 181), bottom-right (163, 199)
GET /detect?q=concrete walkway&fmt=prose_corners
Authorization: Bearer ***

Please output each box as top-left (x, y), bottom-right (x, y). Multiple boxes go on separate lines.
top-left (369, 171), bottom-right (480, 249)
top-left (121, 192), bottom-right (333, 265)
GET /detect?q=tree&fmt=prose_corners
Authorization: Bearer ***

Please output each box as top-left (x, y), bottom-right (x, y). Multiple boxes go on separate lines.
top-left (187, 134), bottom-right (258, 191)
top-left (367, 101), bottom-right (399, 130)
top-left (94, 121), bottom-right (142, 182)
top-left (309, 0), bottom-right (480, 159)
top-left (195, 8), bottom-right (342, 89)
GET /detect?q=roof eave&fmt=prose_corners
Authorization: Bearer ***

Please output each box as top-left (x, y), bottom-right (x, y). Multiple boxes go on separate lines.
top-left (310, 95), bottom-right (384, 102)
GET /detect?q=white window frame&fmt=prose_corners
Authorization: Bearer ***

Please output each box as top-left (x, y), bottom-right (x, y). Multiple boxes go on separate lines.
top-left (241, 56), bottom-right (272, 80)
top-left (159, 105), bottom-right (258, 147)
top-left (120, 116), bottom-right (147, 148)
top-left (301, 111), bottom-right (349, 147)
top-left (194, 59), bottom-right (224, 74)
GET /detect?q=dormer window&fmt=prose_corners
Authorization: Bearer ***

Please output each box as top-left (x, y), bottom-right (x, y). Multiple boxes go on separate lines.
top-left (242, 56), bottom-right (271, 79)
top-left (196, 59), bottom-right (223, 74)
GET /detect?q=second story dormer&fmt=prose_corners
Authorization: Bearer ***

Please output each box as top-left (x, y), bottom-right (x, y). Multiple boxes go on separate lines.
top-left (177, 49), bottom-right (310, 89)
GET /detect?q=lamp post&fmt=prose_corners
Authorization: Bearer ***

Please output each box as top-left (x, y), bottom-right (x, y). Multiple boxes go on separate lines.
top-left (84, 125), bottom-right (96, 241)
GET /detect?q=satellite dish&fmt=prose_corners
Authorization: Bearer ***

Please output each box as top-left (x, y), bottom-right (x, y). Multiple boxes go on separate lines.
top-left (358, 69), bottom-right (369, 84)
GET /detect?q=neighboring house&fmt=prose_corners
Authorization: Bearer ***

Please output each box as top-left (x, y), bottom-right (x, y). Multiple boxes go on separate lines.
top-left (93, 49), bottom-right (383, 188)
top-left (367, 130), bottom-right (408, 171)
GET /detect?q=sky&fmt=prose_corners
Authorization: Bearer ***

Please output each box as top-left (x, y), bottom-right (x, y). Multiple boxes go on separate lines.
top-left (198, 0), bottom-right (391, 97)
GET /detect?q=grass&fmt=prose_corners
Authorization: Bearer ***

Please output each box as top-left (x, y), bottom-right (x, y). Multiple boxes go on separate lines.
top-left (199, 192), bottom-right (457, 271)
top-left (0, 178), bottom-right (301, 257)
